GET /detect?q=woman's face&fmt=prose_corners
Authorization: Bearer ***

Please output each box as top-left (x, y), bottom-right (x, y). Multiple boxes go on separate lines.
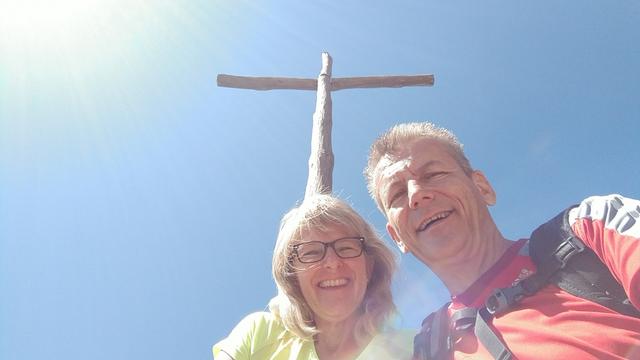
top-left (293, 226), bottom-right (372, 326)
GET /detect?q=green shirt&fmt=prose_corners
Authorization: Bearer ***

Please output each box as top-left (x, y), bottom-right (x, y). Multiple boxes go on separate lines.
top-left (213, 312), bottom-right (414, 360)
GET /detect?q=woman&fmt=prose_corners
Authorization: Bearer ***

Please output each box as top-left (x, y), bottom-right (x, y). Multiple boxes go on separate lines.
top-left (213, 194), bottom-right (412, 359)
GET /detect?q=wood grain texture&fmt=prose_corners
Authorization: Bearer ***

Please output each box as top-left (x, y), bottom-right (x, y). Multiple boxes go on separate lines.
top-left (305, 52), bottom-right (334, 198)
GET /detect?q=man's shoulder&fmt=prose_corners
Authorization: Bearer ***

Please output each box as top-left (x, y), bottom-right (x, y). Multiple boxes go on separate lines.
top-left (569, 194), bottom-right (640, 235)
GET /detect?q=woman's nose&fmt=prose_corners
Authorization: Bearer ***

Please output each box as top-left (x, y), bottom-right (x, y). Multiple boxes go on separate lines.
top-left (321, 246), bottom-right (342, 268)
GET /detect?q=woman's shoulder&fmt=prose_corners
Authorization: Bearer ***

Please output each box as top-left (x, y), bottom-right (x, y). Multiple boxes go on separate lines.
top-left (238, 311), bottom-right (279, 326)
top-left (232, 311), bottom-right (288, 338)
top-left (214, 311), bottom-right (317, 360)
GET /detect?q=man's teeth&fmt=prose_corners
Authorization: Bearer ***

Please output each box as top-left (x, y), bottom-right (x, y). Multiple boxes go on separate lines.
top-left (318, 278), bottom-right (349, 288)
top-left (418, 211), bottom-right (451, 232)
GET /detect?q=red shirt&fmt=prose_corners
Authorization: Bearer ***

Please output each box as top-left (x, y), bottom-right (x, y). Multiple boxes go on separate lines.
top-left (447, 194), bottom-right (640, 360)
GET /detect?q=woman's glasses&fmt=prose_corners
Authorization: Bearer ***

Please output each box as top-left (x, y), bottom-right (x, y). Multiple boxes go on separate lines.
top-left (292, 237), bottom-right (365, 264)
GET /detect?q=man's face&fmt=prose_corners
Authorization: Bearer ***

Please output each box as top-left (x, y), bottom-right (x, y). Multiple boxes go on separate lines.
top-left (374, 138), bottom-right (496, 267)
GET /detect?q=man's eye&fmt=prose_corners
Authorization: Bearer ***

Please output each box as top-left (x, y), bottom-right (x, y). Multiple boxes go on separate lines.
top-left (426, 172), bottom-right (446, 180)
top-left (388, 190), bottom-right (406, 206)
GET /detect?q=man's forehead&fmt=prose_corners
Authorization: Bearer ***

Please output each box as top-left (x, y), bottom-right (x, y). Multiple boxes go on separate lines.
top-left (373, 139), bottom-right (455, 189)
top-left (373, 154), bottom-right (418, 198)
top-left (376, 154), bottom-right (411, 184)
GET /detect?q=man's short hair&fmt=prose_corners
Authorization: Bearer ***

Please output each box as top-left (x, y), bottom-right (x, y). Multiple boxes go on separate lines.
top-left (364, 122), bottom-right (473, 211)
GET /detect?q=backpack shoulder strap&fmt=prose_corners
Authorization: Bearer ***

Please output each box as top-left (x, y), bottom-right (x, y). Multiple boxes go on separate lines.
top-left (529, 206), bottom-right (640, 318)
top-left (413, 302), bottom-right (451, 360)
top-left (414, 303), bottom-right (516, 360)
top-left (475, 307), bottom-right (514, 360)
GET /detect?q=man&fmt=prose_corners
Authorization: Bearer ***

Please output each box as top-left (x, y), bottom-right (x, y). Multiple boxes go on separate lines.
top-left (364, 122), bottom-right (640, 359)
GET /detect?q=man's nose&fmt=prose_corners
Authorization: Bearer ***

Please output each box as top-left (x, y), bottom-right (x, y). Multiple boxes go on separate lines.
top-left (408, 180), bottom-right (433, 209)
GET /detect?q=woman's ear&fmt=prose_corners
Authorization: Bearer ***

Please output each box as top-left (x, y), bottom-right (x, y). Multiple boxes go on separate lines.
top-left (366, 255), bottom-right (374, 280)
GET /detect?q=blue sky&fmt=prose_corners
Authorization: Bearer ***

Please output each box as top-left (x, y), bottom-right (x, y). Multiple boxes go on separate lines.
top-left (1, 1), bottom-right (639, 359)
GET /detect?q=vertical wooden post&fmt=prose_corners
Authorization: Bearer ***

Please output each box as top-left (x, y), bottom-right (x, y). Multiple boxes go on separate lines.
top-left (305, 52), bottom-right (334, 198)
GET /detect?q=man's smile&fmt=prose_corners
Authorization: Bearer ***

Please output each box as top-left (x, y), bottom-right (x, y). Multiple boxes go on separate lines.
top-left (417, 210), bottom-right (453, 233)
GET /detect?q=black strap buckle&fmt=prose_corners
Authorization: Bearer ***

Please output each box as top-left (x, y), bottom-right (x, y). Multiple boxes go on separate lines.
top-left (485, 282), bottom-right (527, 315)
top-left (451, 307), bottom-right (477, 332)
top-left (554, 236), bottom-right (585, 268)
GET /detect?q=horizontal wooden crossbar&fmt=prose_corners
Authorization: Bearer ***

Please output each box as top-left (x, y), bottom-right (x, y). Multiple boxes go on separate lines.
top-left (217, 74), bottom-right (434, 91)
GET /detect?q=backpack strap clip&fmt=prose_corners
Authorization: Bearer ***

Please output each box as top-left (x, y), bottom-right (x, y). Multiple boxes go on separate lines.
top-left (485, 281), bottom-right (529, 315)
top-left (553, 236), bottom-right (585, 268)
top-left (450, 307), bottom-right (477, 332)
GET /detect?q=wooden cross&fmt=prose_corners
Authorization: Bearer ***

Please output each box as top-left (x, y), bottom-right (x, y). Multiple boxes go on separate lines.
top-left (217, 52), bottom-right (434, 199)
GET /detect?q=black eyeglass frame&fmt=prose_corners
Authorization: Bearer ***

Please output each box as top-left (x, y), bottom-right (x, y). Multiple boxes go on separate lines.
top-left (292, 237), bottom-right (366, 264)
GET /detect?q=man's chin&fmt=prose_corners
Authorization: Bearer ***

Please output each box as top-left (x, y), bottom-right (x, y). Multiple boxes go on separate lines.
top-left (412, 237), bottom-right (452, 260)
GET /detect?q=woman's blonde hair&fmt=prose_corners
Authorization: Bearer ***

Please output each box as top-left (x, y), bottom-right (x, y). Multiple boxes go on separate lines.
top-left (268, 194), bottom-right (396, 342)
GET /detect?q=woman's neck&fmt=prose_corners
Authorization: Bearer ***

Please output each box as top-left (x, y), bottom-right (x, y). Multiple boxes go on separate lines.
top-left (314, 316), bottom-right (372, 360)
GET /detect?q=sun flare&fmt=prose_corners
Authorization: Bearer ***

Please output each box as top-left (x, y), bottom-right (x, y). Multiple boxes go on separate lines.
top-left (0, 0), bottom-right (112, 41)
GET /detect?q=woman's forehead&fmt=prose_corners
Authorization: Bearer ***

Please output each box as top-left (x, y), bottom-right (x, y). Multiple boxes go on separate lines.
top-left (296, 225), bottom-right (358, 243)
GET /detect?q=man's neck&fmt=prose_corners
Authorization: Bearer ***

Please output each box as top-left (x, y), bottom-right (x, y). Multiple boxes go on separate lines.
top-left (433, 229), bottom-right (513, 296)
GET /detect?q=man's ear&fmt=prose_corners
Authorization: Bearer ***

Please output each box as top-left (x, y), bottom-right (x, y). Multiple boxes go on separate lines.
top-left (386, 222), bottom-right (407, 253)
top-left (471, 170), bottom-right (496, 206)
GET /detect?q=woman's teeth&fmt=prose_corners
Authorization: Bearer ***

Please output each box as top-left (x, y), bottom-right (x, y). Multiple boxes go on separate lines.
top-left (318, 278), bottom-right (349, 288)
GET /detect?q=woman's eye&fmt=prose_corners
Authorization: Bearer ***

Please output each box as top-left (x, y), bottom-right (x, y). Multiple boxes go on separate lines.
top-left (337, 245), bottom-right (356, 252)
top-left (302, 249), bottom-right (320, 257)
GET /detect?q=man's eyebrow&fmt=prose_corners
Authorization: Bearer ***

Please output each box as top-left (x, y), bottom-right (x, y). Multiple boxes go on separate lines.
top-left (414, 160), bottom-right (443, 174)
top-left (382, 160), bottom-right (446, 192)
top-left (380, 159), bottom-right (448, 194)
